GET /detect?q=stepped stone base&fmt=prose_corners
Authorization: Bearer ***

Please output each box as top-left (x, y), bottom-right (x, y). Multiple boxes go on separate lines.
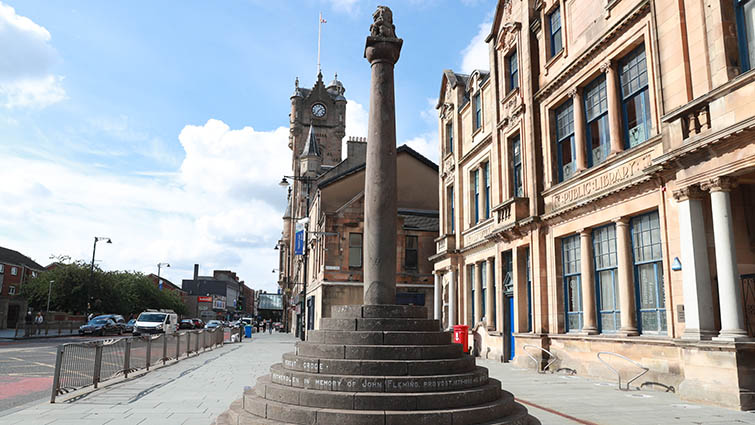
top-left (216, 305), bottom-right (539, 424)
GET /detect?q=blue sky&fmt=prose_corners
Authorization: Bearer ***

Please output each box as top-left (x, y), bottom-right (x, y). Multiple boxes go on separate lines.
top-left (0, 0), bottom-right (494, 292)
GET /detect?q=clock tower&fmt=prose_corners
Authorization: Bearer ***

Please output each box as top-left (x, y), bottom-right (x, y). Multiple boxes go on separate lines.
top-left (288, 71), bottom-right (347, 170)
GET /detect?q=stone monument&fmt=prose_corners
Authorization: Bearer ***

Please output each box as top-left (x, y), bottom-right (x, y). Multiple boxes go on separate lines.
top-left (216, 7), bottom-right (539, 424)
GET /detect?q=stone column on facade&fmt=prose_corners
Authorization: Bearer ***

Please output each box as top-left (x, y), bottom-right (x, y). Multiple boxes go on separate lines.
top-left (603, 61), bottom-right (623, 154)
top-left (448, 267), bottom-right (457, 329)
top-left (579, 229), bottom-right (598, 334)
top-left (674, 186), bottom-right (716, 340)
top-left (615, 217), bottom-right (638, 335)
top-left (703, 177), bottom-right (751, 341)
top-left (474, 262), bottom-right (483, 325)
top-left (362, 14), bottom-right (403, 305)
top-left (434, 272), bottom-right (442, 322)
top-left (485, 256), bottom-right (495, 330)
top-left (570, 88), bottom-right (587, 171)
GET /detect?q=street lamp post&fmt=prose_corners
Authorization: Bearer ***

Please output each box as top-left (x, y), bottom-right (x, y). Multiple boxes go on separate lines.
top-left (279, 175), bottom-right (314, 341)
top-left (47, 280), bottom-right (54, 314)
top-left (157, 262), bottom-right (170, 290)
top-left (89, 236), bottom-right (112, 315)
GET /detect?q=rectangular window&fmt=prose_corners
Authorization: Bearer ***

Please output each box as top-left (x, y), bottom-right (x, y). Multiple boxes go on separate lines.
top-left (405, 235), bottom-right (418, 271)
top-left (469, 264), bottom-right (476, 322)
top-left (11, 267), bottom-right (17, 276)
top-left (512, 135), bottom-right (523, 197)
top-left (555, 101), bottom-right (576, 182)
top-left (447, 185), bottom-right (455, 233)
top-left (483, 162), bottom-right (491, 219)
top-left (0, 264), bottom-right (4, 273)
top-left (446, 122), bottom-right (454, 153)
top-left (562, 234), bottom-right (582, 332)
top-left (348, 233), bottom-right (363, 269)
top-left (549, 6), bottom-right (563, 58)
top-left (481, 261), bottom-right (487, 318)
top-left (450, 185), bottom-right (455, 232)
top-left (508, 50), bottom-right (519, 91)
top-left (526, 247), bottom-right (532, 332)
top-left (473, 169), bottom-right (480, 223)
top-left (491, 258), bottom-right (496, 327)
top-left (620, 46), bottom-right (651, 148)
top-left (9, 286), bottom-right (16, 295)
top-left (593, 225), bottom-right (620, 333)
top-left (474, 92), bottom-right (482, 130)
top-left (631, 211), bottom-right (666, 334)
top-left (584, 76), bottom-right (610, 167)
top-left (736, 0), bottom-right (755, 72)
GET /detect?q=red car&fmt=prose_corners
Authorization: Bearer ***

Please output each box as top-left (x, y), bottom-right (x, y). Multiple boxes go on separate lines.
top-left (190, 319), bottom-right (205, 329)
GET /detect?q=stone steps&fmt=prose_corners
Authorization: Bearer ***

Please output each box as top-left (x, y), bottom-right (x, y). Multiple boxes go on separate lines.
top-left (242, 387), bottom-right (520, 425)
top-left (269, 363), bottom-right (490, 393)
top-left (254, 374), bottom-right (504, 410)
top-left (306, 329), bottom-right (452, 345)
top-left (282, 351), bottom-right (476, 376)
top-left (320, 317), bottom-right (441, 331)
top-left (296, 341), bottom-right (463, 360)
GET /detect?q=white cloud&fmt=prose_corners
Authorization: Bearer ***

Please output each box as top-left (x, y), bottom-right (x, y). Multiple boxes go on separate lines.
top-left (460, 20), bottom-right (491, 73)
top-left (0, 119), bottom-right (293, 292)
top-left (342, 98), bottom-right (368, 155)
top-left (403, 133), bottom-right (439, 163)
top-left (0, 2), bottom-right (65, 108)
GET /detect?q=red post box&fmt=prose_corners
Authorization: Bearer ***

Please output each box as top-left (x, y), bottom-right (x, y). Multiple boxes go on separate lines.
top-left (452, 325), bottom-right (469, 353)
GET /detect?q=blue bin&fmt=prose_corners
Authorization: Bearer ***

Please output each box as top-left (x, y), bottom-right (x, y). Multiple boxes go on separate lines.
top-left (244, 325), bottom-right (252, 338)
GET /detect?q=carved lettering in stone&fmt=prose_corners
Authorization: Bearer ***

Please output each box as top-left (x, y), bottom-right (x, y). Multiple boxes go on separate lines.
top-left (465, 224), bottom-right (494, 246)
top-left (550, 152), bottom-right (652, 210)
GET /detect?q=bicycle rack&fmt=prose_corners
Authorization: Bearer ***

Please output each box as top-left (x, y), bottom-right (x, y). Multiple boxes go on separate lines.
top-left (596, 351), bottom-right (649, 391)
top-left (522, 344), bottom-right (558, 374)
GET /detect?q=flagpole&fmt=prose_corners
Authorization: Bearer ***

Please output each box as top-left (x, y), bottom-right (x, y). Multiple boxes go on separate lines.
top-left (317, 12), bottom-right (322, 74)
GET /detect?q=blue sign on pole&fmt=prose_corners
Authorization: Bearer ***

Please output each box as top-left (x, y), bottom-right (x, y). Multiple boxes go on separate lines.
top-left (294, 223), bottom-right (305, 255)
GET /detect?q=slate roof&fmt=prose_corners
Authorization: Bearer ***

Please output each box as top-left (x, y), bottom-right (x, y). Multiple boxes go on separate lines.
top-left (301, 124), bottom-right (321, 157)
top-left (399, 209), bottom-right (439, 232)
top-left (0, 246), bottom-right (45, 270)
top-left (258, 293), bottom-right (283, 310)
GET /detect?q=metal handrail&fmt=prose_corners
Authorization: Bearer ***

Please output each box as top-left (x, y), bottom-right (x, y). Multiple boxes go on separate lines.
top-left (522, 344), bottom-right (558, 374)
top-left (596, 351), bottom-right (649, 391)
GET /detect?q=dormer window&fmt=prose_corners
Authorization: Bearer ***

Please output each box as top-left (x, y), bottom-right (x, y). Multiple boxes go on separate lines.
top-left (446, 121), bottom-right (454, 153)
top-left (508, 50), bottom-right (519, 91)
top-left (473, 92), bottom-right (482, 131)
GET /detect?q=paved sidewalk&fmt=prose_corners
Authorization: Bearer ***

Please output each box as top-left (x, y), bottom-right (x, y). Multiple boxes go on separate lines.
top-left (0, 328), bottom-right (80, 340)
top-left (0, 332), bottom-right (295, 425)
top-left (3, 332), bottom-right (755, 425)
top-left (480, 358), bottom-right (755, 425)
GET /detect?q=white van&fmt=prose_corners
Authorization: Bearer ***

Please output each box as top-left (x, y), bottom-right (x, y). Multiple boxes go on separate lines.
top-left (133, 310), bottom-right (178, 335)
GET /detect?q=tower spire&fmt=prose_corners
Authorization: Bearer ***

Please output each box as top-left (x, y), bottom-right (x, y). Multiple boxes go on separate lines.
top-left (317, 12), bottom-right (326, 75)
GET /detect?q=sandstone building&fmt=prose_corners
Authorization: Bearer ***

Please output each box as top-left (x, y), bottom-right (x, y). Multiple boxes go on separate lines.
top-left (277, 73), bottom-right (439, 335)
top-left (432, 0), bottom-right (755, 410)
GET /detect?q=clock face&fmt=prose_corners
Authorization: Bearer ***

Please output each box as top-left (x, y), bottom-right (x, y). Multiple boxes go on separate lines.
top-left (312, 103), bottom-right (326, 118)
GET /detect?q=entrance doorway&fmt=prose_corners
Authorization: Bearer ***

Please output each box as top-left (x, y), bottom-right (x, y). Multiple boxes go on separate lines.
top-left (7, 304), bottom-right (20, 328)
top-left (507, 296), bottom-right (515, 361)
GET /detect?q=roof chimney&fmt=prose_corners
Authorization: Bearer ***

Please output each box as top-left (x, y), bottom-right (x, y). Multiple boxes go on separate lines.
top-left (193, 264), bottom-right (199, 281)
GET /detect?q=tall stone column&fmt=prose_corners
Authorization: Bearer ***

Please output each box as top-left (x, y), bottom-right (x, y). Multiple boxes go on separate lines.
top-left (673, 186), bottom-right (716, 340)
top-left (615, 217), bottom-right (639, 335)
top-left (485, 257), bottom-right (495, 330)
top-left (570, 88), bottom-right (587, 171)
top-left (363, 10), bottom-right (403, 305)
top-left (580, 229), bottom-right (598, 334)
top-left (448, 267), bottom-right (457, 329)
top-left (704, 178), bottom-right (750, 341)
top-left (603, 61), bottom-right (624, 154)
top-left (434, 273), bottom-right (442, 321)
top-left (475, 262), bottom-right (483, 325)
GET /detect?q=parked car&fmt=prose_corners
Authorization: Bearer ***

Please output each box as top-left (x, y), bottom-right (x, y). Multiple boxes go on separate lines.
top-left (133, 311), bottom-right (178, 335)
top-left (205, 320), bottom-right (222, 329)
top-left (190, 319), bottom-right (204, 329)
top-left (93, 314), bottom-right (127, 333)
top-left (179, 319), bottom-right (195, 330)
top-left (79, 318), bottom-right (122, 336)
top-left (124, 319), bottom-right (136, 333)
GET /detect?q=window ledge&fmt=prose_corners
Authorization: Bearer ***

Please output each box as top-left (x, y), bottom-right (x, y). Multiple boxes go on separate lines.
top-left (545, 48), bottom-right (564, 71)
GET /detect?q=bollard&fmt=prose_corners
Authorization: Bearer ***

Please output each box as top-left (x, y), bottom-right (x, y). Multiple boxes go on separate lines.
top-left (146, 336), bottom-right (152, 371)
top-left (176, 332), bottom-right (181, 361)
top-left (162, 333), bottom-right (167, 365)
top-left (93, 343), bottom-right (103, 389)
top-left (50, 344), bottom-right (64, 403)
top-left (195, 330), bottom-right (200, 353)
top-left (124, 339), bottom-right (132, 379)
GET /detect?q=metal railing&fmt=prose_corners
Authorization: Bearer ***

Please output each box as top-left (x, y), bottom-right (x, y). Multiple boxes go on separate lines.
top-left (522, 344), bottom-right (559, 374)
top-left (596, 351), bottom-right (650, 391)
top-left (14, 321), bottom-right (86, 338)
top-left (50, 327), bottom-right (241, 403)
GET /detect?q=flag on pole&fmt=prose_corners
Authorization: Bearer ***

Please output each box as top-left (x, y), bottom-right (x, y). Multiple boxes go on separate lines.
top-left (320, 17), bottom-right (327, 23)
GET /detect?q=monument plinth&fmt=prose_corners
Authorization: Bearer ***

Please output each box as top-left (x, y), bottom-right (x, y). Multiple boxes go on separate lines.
top-left (216, 7), bottom-right (538, 424)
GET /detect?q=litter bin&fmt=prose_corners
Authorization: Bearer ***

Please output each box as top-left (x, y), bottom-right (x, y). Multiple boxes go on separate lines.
top-left (244, 325), bottom-right (252, 339)
top-left (453, 325), bottom-right (469, 353)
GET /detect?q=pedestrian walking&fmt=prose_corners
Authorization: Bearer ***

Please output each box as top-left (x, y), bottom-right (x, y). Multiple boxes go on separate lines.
top-left (262, 321), bottom-right (267, 333)
top-left (34, 312), bottom-right (44, 335)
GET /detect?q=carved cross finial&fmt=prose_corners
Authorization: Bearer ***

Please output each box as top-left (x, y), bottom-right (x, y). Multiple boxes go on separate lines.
top-left (370, 6), bottom-right (397, 38)
top-left (295, 77), bottom-right (299, 88)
